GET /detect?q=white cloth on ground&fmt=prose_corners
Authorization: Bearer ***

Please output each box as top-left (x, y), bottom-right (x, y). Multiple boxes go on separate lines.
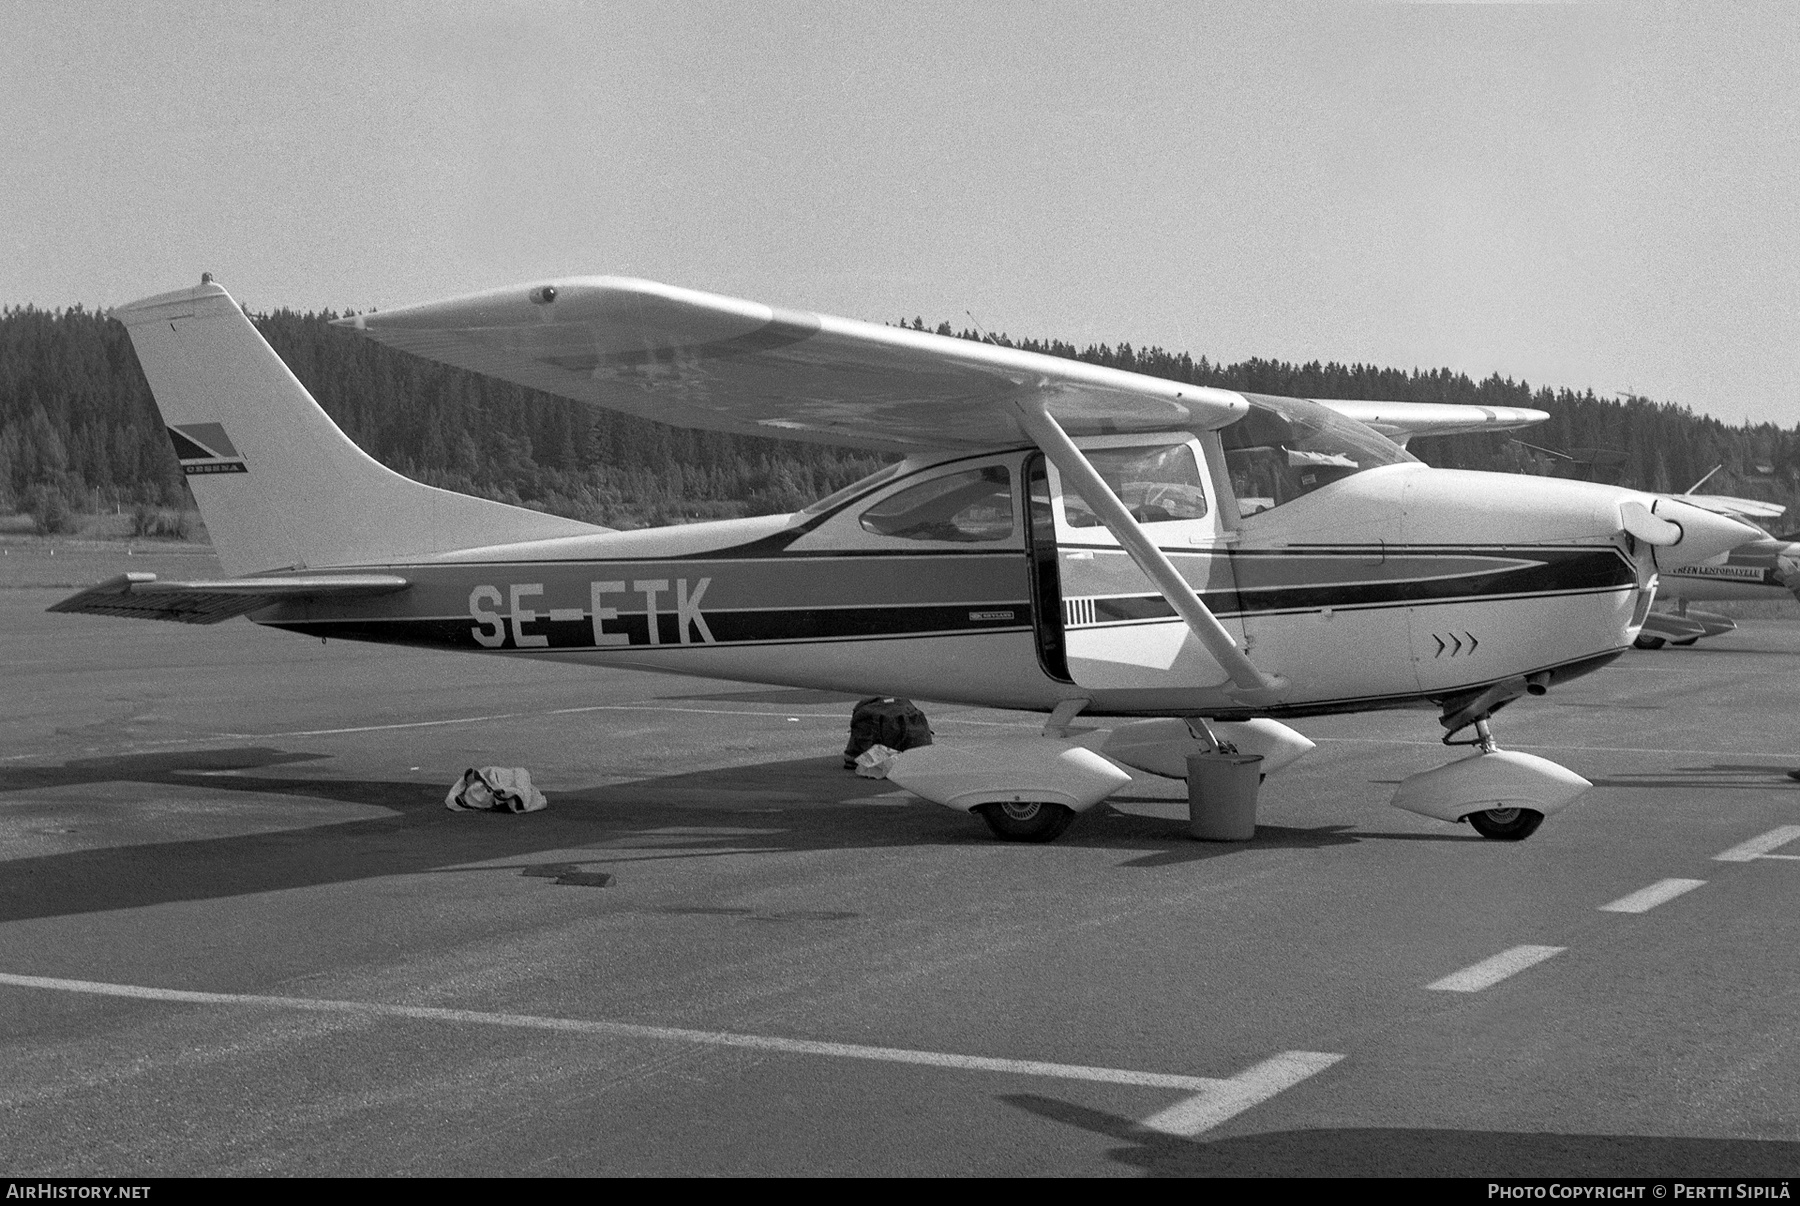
top-left (446, 766), bottom-right (548, 813)
top-left (854, 744), bottom-right (900, 779)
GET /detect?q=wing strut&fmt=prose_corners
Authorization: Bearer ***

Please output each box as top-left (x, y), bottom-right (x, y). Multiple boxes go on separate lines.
top-left (1011, 400), bottom-right (1288, 705)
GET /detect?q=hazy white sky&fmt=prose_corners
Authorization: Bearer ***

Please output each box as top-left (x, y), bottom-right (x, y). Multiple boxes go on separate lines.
top-left (4, 1), bottom-right (1796, 424)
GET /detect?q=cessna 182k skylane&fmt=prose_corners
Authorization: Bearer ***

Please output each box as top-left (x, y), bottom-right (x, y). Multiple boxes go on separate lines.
top-left (51, 277), bottom-right (1760, 843)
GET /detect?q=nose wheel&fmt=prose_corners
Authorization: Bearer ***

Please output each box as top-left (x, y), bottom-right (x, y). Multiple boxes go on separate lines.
top-left (1465, 805), bottom-right (1545, 841)
top-left (1448, 715), bottom-right (1548, 842)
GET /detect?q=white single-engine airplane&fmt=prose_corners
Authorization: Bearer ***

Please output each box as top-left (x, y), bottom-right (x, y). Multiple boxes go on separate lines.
top-left (53, 277), bottom-right (1760, 843)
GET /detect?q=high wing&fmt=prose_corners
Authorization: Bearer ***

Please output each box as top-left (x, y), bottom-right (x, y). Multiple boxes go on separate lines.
top-left (50, 572), bottom-right (410, 625)
top-left (336, 278), bottom-right (1247, 452)
top-left (1313, 399), bottom-right (1550, 446)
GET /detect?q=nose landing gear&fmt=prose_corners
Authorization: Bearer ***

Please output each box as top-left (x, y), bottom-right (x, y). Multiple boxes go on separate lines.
top-left (1388, 681), bottom-right (1590, 840)
top-left (1451, 716), bottom-right (1547, 841)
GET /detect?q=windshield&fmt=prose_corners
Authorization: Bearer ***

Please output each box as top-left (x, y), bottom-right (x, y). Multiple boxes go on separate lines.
top-left (1220, 392), bottom-right (1416, 516)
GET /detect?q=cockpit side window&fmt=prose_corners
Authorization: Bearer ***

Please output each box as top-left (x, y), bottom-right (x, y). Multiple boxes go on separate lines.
top-left (858, 465), bottom-right (1015, 542)
top-left (1061, 443), bottom-right (1210, 528)
top-left (1220, 393), bottom-right (1416, 516)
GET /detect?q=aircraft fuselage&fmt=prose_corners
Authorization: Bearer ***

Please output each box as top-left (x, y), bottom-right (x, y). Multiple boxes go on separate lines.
top-left (1658, 537), bottom-right (1800, 604)
top-left (255, 454), bottom-right (1656, 720)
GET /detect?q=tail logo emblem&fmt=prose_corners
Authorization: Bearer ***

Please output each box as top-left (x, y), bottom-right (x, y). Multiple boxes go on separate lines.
top-left (167, 423), bottom-right (247, 475)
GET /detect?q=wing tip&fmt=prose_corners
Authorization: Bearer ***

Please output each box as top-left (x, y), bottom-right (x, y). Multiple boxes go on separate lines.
top-left (113, 280), bottom-right (235, 322)
top-left (342, 275), bottom-right (708, 333)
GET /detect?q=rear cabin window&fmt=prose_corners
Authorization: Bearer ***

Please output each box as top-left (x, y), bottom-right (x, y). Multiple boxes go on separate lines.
top-left (1061, 443), bottom-right (1209, 528)
top-left (859, 466), bottom-right (1015, 542)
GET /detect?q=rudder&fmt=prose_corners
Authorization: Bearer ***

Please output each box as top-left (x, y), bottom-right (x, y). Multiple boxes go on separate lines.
top-left (115, 279), bottom-right (601, 575)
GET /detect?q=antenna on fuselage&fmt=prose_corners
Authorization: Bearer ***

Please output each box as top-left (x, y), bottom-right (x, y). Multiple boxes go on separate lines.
top-left (965, 310), bottom-right (995, 344)
top-left (1511, 439), bottom-right (1575, 461)
top-left (1685, 465), bottom-right (1723, 494)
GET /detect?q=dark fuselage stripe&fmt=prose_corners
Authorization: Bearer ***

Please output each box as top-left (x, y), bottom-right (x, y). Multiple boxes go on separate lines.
top-left (275, 602), bottom-right (1035, 652)
top-left (1074, 548), bottom-right (1634, 622)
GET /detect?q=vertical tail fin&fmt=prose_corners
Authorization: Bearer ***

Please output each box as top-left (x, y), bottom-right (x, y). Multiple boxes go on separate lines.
top-left (115, 279), bottom-right (601, 576)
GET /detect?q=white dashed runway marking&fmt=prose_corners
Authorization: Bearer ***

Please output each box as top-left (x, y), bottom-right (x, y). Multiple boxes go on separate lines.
top-left (0, 971), bottom-right (1337, 1133)
top-left (1138, 1050), bottom-right (1345, 1138)
top-left (1714, 826), bottom-right (1800, 863)
top-left (1599, 878), bottom-right (1706, 914)
top-left (1426, 945), bottom-right (1565, 992)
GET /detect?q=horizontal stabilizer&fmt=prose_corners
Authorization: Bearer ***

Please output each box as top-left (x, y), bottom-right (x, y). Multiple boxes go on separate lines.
top-left (48, 572), bottom-right (410, 625)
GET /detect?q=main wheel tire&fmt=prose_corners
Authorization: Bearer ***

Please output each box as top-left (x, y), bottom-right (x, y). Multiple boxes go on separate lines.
top-left (976, 800), bottom-right (1076, 843)
top-left (1634, 635), bottom-right (1666, 650)
top-left (1467, 806), bottom-right (1545, 841)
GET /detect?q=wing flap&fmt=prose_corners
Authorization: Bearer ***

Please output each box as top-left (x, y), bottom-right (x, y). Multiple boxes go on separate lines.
top-left (337, 278), bottom-right (1248, 451)
top-left (48, 573), bottom-right (410, 625)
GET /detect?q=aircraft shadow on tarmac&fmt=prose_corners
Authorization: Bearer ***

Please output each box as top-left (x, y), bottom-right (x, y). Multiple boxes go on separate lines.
top-left (0, 746), bottom-right (1400, 922)
top-left (1003, 1094), bottom-right (1800, 1177)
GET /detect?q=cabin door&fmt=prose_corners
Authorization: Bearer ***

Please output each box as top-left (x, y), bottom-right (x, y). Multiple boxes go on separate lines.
top-left (1032, 437), bottom-right (1244, 691)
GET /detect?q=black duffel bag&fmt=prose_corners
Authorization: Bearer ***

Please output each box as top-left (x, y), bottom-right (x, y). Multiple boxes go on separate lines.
top-left (843, 696), bottom-right (933, 768)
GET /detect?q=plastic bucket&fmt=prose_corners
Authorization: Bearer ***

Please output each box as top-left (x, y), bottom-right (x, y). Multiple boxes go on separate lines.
top-left (1186, 752), bottom-right (1264, 841)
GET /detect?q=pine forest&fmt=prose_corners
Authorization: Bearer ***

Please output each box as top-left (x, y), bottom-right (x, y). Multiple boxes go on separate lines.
top-left (3, 304), bottom-right (1797, 537)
